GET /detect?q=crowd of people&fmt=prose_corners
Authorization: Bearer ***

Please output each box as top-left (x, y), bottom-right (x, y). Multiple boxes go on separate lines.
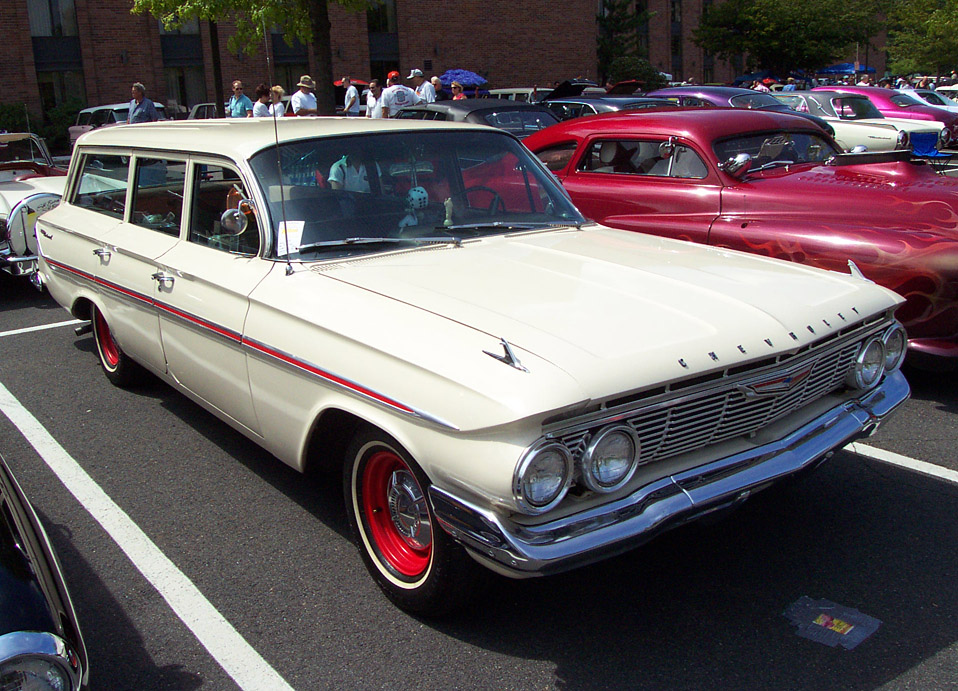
top-left (739, 71), bottom-right (958, 93)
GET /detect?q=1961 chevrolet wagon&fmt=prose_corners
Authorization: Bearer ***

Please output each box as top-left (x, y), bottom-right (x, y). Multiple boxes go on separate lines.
top-left (37, 118), bottom-right (909, 614)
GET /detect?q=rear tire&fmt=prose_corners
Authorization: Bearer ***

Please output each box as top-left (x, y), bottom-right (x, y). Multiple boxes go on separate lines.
top-left (91, 305), bottom-right (139, 387)
top-left (344, 427), bottom-right (480, 616)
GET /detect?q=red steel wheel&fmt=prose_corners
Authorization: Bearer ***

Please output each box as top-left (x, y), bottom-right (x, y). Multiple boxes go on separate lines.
top-left (90, 305), bottom-right (139, 387)
top-left (362, 449), bottom-right (432, 578)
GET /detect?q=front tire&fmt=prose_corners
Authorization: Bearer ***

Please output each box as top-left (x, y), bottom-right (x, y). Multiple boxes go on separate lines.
top-left (344, 428), bottom-right (479, 616)
top-left (91, 305), bottom-right (139, 387)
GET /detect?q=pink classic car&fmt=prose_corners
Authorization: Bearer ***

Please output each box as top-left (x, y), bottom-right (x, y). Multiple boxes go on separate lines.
top-left (525, 108), bottom-right (958, 365)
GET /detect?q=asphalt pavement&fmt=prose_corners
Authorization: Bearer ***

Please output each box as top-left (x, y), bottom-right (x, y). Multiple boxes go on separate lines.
top-left (0, 272), bottom-right (955, 691)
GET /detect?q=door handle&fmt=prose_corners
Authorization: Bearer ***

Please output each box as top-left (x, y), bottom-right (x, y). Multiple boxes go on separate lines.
top-left (93, 248), bottom-right (111, 259)
top-left (151, 272), bottom-right (174, 288)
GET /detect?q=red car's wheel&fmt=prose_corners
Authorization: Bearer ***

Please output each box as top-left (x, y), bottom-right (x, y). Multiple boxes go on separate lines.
top-left (345, 428), bottom-right (481, 615)
top-left (91, 306), bottom-right (138, 387)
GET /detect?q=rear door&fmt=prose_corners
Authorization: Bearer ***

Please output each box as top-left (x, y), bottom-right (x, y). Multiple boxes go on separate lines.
top-left (154, 158), bottom-right (272, 434)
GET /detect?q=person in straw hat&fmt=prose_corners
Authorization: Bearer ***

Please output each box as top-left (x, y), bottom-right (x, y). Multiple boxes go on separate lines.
top-left (291, 75), bottom-right (318, 116)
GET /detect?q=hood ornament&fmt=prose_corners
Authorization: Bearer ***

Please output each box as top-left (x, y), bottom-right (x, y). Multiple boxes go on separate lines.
top-left (483, 338), bottom-right (529, 372)
top-left (847, 260), bottom-right (873, 282)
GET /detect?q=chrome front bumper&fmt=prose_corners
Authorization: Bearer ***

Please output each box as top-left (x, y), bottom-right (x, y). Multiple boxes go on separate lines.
top-left (430, 370), bottom-right (910, 578)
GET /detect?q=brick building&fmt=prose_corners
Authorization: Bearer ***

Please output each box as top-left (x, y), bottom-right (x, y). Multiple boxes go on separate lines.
top-left (2, 0), bottom-right (599, 122)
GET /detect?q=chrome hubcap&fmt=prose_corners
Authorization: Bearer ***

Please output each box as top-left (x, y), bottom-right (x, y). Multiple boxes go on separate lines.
top-left (386, 469), bottom-right (431, 550)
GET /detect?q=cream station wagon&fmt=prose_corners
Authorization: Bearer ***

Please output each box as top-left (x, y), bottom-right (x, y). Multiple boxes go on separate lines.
top-left (37, 118), bottom-right (909, 614)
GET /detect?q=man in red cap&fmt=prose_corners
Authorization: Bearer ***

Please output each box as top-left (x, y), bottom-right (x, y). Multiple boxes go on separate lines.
top-left (380, 70), bottom-right (421, 118)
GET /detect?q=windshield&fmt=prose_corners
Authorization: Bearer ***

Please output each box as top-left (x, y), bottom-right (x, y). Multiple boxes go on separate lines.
top-left (248, 130), bottom-right (585, 260)
top-left (477, 109), bottom-right (559, 137)
top-left (713, 130), bottom-right (839, 168)
top-left (728, 92), bottom-right (783, 109)
top-left (830, 96), bottom-right (883, 119)
top-left (0, 136), bottom-right (49, 165)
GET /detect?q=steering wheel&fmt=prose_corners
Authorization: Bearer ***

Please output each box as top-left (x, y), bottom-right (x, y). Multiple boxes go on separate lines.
top-left (463, 186), bottom-right (506, 215)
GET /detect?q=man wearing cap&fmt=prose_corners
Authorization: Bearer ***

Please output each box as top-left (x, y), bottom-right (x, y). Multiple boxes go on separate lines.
top-left (342, 76), bottom-right (361, 116)
top-left (291, 75), bottom-right (318, 116)
top-left (380, 70), bottom-right (421, 118)
top-left (407, 68), bottom-right (436, 103)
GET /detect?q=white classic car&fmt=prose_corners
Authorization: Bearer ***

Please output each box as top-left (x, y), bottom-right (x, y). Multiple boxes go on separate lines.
top-left (774, 91), bottom-right (946, 154)
top-left (37, 118), bottom-right (910, 614)
top-left (0, 133), bottom-right (67, 281)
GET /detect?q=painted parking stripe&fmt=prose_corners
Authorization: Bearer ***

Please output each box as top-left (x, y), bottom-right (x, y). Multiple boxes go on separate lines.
top-left (846, 442), bottom-right (958, 485)
top-left (0, 381), bottom-right (295, 691)
top-left (0, 319), bottom-right (84, 339)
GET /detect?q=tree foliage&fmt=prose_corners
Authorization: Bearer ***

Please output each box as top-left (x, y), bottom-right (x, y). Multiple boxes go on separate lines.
top-left (131, 0), bottom-right (374, 114)
top-left (693, 0), bottom-right (886, 76)
top-left (608, 56), bottom-right (669, 90)
top-left (887, 0), bottom-right (958, 75)
top-left (597, 0), bottom-right (653, 83)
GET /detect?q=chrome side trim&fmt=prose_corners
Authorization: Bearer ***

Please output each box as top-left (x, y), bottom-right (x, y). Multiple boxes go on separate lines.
top-left (430, 370), bottom-right (909, 577)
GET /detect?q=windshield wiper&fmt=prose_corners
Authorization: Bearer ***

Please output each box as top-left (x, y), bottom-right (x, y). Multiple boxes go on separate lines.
top-left (748, 159), bottom-right (796, 174)
top-left (441, 222), bottom-right (547, 232)
top-left (297, 236), bottom-right (462, 253)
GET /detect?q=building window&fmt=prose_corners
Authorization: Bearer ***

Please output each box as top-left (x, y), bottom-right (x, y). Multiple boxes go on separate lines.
top-left (27, 0), bottom-right (78, 37)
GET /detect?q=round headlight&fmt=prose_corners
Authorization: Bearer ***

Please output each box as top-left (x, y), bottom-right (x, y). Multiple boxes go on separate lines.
top-left (939, 128), bottom-right (950, 148)
top-left (514, 442), bottom-right (573, 514)
top-left (846, 337), bottom-right (885, 390)
top-left (580, 425), bottom-right (640, 493)
top-left (882, 323), bottom-right (907, 372)
top-left (0, 656), bottom-right (71, 690)
top-left (897, 129), bottom-right (910, 150)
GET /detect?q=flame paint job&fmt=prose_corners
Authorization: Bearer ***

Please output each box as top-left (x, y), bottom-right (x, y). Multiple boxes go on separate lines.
top-left (524, 109), bottom-right (958, 357)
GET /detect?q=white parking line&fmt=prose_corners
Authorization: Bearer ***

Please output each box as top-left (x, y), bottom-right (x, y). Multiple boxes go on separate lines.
top-left (847, 442), bottom-right (958, 485)
top-left (0, 381), bottom-right (295, 691)
top-left (0, 319), bottom-right (84, 339)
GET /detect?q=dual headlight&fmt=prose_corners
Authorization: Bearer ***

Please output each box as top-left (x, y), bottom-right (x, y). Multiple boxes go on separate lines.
top-left (846, 323), bottom-right (907, 390)
top-left (514, 425), bottom-right (640, 514)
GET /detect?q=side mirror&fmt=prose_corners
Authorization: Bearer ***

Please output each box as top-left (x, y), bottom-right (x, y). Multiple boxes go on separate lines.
top-left (719, 152), bottom-right (753, 177)
top-left (658, 140), bottom-right (675, 159)
top-left (220, 205), bottom-right (250, 235)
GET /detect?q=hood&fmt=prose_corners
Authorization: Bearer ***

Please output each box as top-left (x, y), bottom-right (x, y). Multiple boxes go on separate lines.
top-left (734, 159), bottom-right (958, 239)
top-left (0, 176), bottom-right (68, 217)
top-left (322, 227), bottom-right (899, 409)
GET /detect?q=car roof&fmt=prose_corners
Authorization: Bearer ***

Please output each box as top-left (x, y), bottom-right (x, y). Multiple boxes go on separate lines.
top-left (78, 102), bottom-right (166, 113)
top-left (649, 86), bottom-right (760, 97)
top-left (546, 96), bottom-right (673, 105)
top-left (402, 100), bottom-right (553, 115)
top-left (74, 117), bottom-right (493, 159)
top-left (524, 108), bottom-right (823, 148)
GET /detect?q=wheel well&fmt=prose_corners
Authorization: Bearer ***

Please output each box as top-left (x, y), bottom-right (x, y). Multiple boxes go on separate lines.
top-left (71, 296), bottom-right (94, 322)
top-left (303, 408), bottom-right (367, 475)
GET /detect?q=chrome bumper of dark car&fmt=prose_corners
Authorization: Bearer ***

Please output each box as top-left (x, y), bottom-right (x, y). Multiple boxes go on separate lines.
top-left (430, 370), bottom-right (909, 578)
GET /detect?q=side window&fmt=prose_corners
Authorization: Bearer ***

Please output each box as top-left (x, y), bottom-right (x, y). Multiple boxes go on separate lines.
top-left (535, 142), bottom-right (578, 172)
top-left (73, 153), bottom-right (130, 219)
top-left (130, 157), bottom-right (186, 236)
top-left (579, 140), bottom-right (707, 178)
top-left (188, 163), bottom-right (260, 255)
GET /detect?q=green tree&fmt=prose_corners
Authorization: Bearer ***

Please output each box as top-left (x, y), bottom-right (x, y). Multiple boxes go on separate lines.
top-left (608, 56), bottom-right (669, 90)
top-left (693, 0), bottom-right (886, 76)
top-left (597, 0), bottom-right (653, 83)
top-left (887, 0), bottom-right (958, 75)
top-left (131, 0), bottom-right (373, 115)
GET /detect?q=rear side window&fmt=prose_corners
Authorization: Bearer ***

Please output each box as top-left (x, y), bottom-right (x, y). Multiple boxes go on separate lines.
top-left (578, 139), bottom-right (708, 178)
top-left (535, 142), bottom-right (579, 172)
top-left (73, 154), bottom-right (130, 219)
top-left (130, 157), bottom-right (186, 236)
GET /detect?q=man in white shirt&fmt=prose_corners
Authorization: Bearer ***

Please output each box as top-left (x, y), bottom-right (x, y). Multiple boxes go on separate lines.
top-left (407, 68), bottom-right (436, 103)
top-left (380, 71), bottom-right (421, 117)
top-left (342, 76), bottom-right (361, 116)
top-left (328, 154), bottom-right (370, 193)
top-left (365, 79), bottom-right (384, 119)
top-left (291, 75), bottom-right (318, 116)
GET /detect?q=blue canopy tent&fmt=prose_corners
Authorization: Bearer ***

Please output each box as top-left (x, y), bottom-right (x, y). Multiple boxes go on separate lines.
top-left (438, 69), bottom-right (489, 98)
top-left (819, 62), bottom-right (876, 75)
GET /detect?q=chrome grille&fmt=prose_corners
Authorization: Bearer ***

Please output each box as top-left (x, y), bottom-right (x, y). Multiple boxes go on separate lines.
top-left (559, 336), bottom-right (863, 467)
